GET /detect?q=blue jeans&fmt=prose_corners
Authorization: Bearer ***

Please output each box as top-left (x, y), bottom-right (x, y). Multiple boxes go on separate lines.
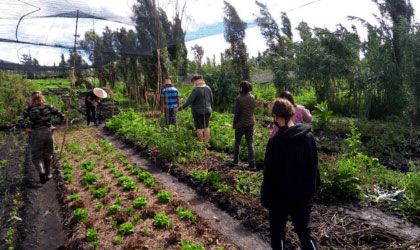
top-left (233, 126), bottom-right (254, 166)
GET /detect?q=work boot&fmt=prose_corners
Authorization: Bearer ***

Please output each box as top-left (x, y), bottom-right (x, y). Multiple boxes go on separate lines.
top-left (39, 174), bottom-right (47, 184)
top-left (44, 157), bottom-right (53, 180)
top-left (229, 161), bottom-right (238, 168)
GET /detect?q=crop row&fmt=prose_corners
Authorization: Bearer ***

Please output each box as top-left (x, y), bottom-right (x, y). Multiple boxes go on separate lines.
top-left (57, 127), bottom-right (233, 249)
top-left (106, 110), bottom-right (420, 226)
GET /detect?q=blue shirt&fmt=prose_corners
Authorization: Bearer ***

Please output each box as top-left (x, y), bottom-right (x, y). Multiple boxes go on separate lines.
top-left (161, 86), bottom-right (179, 109)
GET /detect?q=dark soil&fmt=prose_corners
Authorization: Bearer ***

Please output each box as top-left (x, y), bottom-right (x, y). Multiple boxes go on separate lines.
top-left (0, 130), bottom-right (65, 250)
top-left (101, 126), bottom-right (420, 249)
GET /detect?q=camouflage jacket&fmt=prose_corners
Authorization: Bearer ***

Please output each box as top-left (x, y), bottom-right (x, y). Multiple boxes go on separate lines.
top-left (18, 105), bottom-right (65, 129)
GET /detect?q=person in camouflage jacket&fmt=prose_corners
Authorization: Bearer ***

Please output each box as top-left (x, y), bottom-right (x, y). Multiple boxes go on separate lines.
top-left (18, 91), bottom-right (64, 184)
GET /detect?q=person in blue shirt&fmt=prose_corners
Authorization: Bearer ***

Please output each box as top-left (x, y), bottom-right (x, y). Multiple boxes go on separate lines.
top-left (160, 79), bottom-right (180, 126)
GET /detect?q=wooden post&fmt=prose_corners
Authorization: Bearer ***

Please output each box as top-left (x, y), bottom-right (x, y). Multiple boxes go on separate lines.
top-left (60, 10), bottom-right (79, 156)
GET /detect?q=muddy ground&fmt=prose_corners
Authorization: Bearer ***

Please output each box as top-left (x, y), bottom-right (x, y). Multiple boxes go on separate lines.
top-left (101, 126), bottom-right (420, 249)
top-left (0, 129), bottom-right (65, 250)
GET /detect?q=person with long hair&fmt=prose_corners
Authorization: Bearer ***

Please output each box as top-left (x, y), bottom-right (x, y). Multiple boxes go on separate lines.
top-left (177, 75), bottom-right (213, 143)
top-left (261, 98), bottom-right (320, 250)
top-left (18, 91), bottom-right (65, 184)
top-left (271, 91), bottom-right (312, 137)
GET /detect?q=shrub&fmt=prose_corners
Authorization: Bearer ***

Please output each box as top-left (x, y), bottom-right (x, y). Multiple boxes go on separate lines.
top-left (73, 208), bottom-right (88, 222)
top-left (133, 195), bottom-right (148, 208)
top-left (176, 207), bottom-right (195, 222)
top-left (85, 229), bottom-right (98, 242)
top-left (154, 213), bottom-right (170, 228)
top-left (157, 190), bottom-right (173, 203)
top-left (108, 205), bottom-right (121, 215)
top-left (119, 222), bottom-right (135, 235)
top-left (319, 157), bottom-right (364, 199)
top-left (82, 173), bottom-right (98, 186)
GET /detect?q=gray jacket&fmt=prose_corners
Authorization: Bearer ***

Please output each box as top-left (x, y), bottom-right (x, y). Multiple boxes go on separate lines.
top-left (180, 85), bottom-right (213, 114)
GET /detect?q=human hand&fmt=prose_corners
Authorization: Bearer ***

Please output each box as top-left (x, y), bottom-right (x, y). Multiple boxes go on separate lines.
top-left (51, 126), bottom-right (61, 131)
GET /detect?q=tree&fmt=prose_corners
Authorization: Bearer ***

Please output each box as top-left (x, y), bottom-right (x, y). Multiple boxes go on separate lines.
top-left (58, 53), bottom-right (67, 76)
top-left (191, 44), bottom-right (204, 71)
top-left (255, 1), bottom-right (280, 54)
top-left (223, 1), bottom-right (250, 82)
top-left (295, 23), bottom-right (360, 104)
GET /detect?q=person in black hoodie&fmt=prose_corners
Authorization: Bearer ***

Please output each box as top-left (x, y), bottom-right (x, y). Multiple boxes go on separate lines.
top-left (261, 98), bottom-right (320, 250)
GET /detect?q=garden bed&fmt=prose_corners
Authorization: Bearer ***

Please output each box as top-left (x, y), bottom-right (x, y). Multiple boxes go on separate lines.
top-left (104, 111), bottom-right (420, 249)
top-left (55, 126), bottom-right (237, 250)
top-left (0, 130), bottom-right (26, 250)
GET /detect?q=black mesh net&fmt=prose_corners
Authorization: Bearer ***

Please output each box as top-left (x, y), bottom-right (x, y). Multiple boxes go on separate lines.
top-left (0, 0), bottom-right (188, 72)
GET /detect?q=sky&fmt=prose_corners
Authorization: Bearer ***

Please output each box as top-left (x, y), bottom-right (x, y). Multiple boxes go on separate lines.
top-left (0, 0), bottom-right (419, 66)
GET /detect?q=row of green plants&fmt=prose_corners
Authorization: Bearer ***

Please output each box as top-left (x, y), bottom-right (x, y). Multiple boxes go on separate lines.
top-left (59, 127), bottom-right (221, 249)
top-left (107, 109), bottom-right (270, 167)
top-left (318, 122), bottom-right (420, 224)
top-left (1, 132), bottom-right (27, 250)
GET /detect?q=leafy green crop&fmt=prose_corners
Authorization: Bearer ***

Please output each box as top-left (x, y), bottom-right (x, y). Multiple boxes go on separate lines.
top-left (117, 176), bottom-right (137, 191)
top-left (85, 229), bottom-right (98, 242)
top-left (73, 208), bottom-right (88, 222)
top-left (70, 193), bottom-right (80, 201)
top-left (119, 222), bottom-right (135, 235)
top-left (157, 190), bottom-right (173, 203)
top-left (181, 240), bottom-right (206, 250)
top-left (91, 188), bottom-right (107, 198)
top-left (82, 173), bottom-right (98, 186)
top-left (80, 161), bottom-right (96, 172)
top-left (176, 207), bottom-right (195, 222)
top-left (108, 205), bottom-right (121, 215)
top-left (154, 213), bottom-right (170, 228)
top-left (133, 195), bottom-right (148, 208)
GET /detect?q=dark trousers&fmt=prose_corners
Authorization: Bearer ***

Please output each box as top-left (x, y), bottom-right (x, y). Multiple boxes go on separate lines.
top-left (29, 128), bottom-right (54, 176)
top-left (233, 126), bottom-right (254, 166)
top-left (164, 108), bottom-right (177, 126)
top-left (86, 105), bottom-right (97, 125)
top-left (269, 201), bottom-right (318, 250)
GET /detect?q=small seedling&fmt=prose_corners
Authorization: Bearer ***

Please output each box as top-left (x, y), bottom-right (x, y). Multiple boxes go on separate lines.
top-left (133, 215), bottom-right (141, 224)
top-left (125, 206), bottom-right (134, 215)
top-left (73, 208), bottom-right (88, 222)
top-left (70, 194), bottom-right (80, 201)
top-left (119, 222), bottom-right (135, 235)
top-left (114, 235), bottom-right (122, 244)
top-left (154, 213), bottom-right (170, 228)
top-left (133, 195), bottom-right (147, 208)
top-left (108, 205), bottom-right (121, 215)
top-left (85, 229), bottom-right (98, 242)
top-left (96, 203), bottom-right (104, 211)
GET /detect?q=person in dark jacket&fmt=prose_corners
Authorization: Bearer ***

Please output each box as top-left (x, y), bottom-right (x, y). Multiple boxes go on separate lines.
top-left (230, 81), bottom-right (256, 170)
top-left (85, 88), bottom-right (107, 126)
top-left (177, 75), bottom-right (213, 143)
top-left (18, 91), bottom-right (65, 184)
top-left (261, 98), bottom-right (320, 250)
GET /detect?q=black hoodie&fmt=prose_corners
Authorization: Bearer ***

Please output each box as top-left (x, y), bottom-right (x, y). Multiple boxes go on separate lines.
top-left (261, 124), bottom-right (320, 208)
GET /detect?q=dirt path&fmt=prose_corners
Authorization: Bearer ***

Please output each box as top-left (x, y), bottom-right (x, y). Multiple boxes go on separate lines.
top-left (96, 125), bottom-right (271, 250)
top-left (18, 134), bottom-right (65, 250)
